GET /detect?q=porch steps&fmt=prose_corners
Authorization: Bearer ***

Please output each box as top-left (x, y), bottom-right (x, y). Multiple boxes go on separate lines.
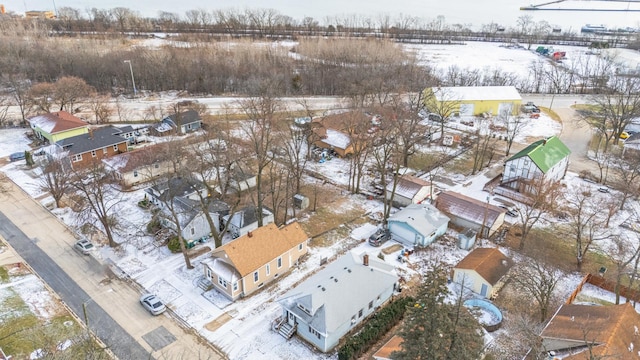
top-left (278, 322), bottom-right (297, 339)
top-left (197, 276), bottom-right (213, 292)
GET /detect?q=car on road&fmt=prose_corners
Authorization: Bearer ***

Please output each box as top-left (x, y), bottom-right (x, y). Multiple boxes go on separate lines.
top-left (73, 239), bottom-right (94, 255)
top-left (368, 228), bottom-right (391, 247)
top-left (598, 186), bottom-right (610, 193)
top-left (140, 294), bottom-right (166, 316)
top-left (9, 152), bottom-right (26, 162)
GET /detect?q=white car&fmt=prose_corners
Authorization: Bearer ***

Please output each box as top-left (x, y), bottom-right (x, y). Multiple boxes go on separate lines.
top-left (73, 239), bottom-right (94, 255)
top-left (140, 294), bottom-right (166, 316)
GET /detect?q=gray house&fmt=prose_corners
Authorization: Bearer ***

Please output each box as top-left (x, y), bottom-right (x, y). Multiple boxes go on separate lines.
top-left (387, 203), bottom-right (449, 247)
top-left (222, 206), bottom-right (275, 239)
top-left (385, 175), bottom-right (432, 207)
top-left (277, 251), bottom-right (398, 352)
top-left (151, 110), bottom-right (202, 136)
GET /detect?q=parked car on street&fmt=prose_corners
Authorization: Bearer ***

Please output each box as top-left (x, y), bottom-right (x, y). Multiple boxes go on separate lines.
top-left (73, 239), bottom-right (94, 255)
top-left (368, 228), bottom-right (391, 247)
top-left (598, 186), bottom-right (610, 193)
top-left (140, 294), bottom-right (166, 315)
top-left (9, 152), bottom-right (26, 162)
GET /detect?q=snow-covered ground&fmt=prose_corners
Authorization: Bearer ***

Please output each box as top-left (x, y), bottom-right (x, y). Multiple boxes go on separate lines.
top-left (2, 40), bottom-right (640, 360)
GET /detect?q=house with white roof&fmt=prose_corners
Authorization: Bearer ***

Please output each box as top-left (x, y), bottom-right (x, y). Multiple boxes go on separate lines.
top-left (385, 175), bottom-right (432, 207)
top-left (387, 203), bottom-right (449, 247)
top-left (277, 251), bottom-right (398, 352)
top-left (424, 86), bottom-right (522, 117)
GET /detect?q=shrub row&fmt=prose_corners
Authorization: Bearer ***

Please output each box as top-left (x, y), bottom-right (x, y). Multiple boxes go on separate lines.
top-left (338, 296), bottom-right (414, 360)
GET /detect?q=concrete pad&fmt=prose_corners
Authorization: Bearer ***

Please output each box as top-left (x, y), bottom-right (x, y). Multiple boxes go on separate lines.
top-left (142, 326), bottom-right (176, 351)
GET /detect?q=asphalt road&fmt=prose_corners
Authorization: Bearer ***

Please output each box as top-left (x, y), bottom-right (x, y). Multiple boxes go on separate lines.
top-left (0, 211), bottom-right (153, 360)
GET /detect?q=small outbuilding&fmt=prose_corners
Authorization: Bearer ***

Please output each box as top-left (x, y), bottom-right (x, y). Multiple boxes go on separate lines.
top-left (385, 175), bottom-right (432, 207)
top-left (452, 247), bottom-right (513, 299)
top-left (387, 203), bottom-right (449, 247)
top-left (424, 86), bottom-right (522, 117)
top-left (435, 191), bottom-right (506, 238)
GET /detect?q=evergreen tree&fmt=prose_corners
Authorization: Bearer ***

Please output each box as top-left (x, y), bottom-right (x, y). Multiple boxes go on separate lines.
top-left (393, 263), bottom-right (484, 360)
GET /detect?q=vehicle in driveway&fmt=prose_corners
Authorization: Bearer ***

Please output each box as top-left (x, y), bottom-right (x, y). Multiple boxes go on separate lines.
top-left (9, 152), bottom-right (26, 162)
top-left (140, 294), bottom-right (166, 315)
top-left (73, 239), bottom-right (94, 255)
top-left (499, 205), bottom-right (518, 217)
top-left (368, 228), bottom-right (391, 247)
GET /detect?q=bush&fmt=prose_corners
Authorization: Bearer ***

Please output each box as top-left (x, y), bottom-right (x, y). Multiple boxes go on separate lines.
top-left (167, 236), bottom-right (185, 253)
top-left (146, 217), bottom-right (161, 234)
top-left (337, 296), bottom-right (414, 360)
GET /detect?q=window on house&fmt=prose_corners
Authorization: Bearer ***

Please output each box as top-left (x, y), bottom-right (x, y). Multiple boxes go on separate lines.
top-left (207, 269), bottom-right (211, 279)
top-left (510, 165), bottom-right (515, 173)
top-left (254, 271), bottom-right (259, 283)
top-left (133, 170), bottom-right (138, 177)
top-left (369, 301), bottom-right (373, 309)
top-left (154, 163), bottom-right (159, 168)
top-left (218, 277), bottom-right (227, 288)
top-left (233, 282), bottom-right (238, 291)
top-left (377, 295), bottom-right (381, 302)
top-left (359, 309), bottom-right (363, 318)
top-left (190, 228), bottom-right (195, 235)
top-left (351, 316), bottom-right (356, 325)
top-left (113, 144), bottom-right (118, 151)
top-left (298, 243), bottom-right (303, 251)
top-left (524, 159), bottom-right (530, 166)
top-left (266, 264), bottom-right (270, 276)
top-left (91, 150), bottom-right (96, 157)
top-left (72, 154), bottom-right (82, 162)
top-left (277, 257), bottom-right (282, 268)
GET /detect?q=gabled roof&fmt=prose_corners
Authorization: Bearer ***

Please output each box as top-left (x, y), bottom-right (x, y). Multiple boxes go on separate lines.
top-left (454, 248), bottom-right (513, 285)
top-left (386, 175), bottom-right (431, 200)
top-left (56, 126), bottom-right (127, 155)
top-left (102, 144), bottom-right (165, 173)
top-left (431, 86), bottom-right (522, 102)
top-left (28, 111), bottom-right (88, 134)
top-left (540, 303), bottom-right (640, 359)
top-left (223, 206), bottom-right (271, 229)
top-left (164, 109), bottom-right (202, 126)
top-left (278, 251), bottom-right (398, 334)
top-left (388, 203), bottom-right (449, 237)
top-left (146, 177), bottom-right (204, 202)
top-left (210, 222), bottom-right (309, 277)
top-left (435, 191), bottom-right (505, 228)
top-left (507, 136), bottom-right (571, 173)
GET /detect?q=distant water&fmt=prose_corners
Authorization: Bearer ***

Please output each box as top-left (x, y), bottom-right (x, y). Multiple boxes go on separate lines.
top-left (21, 0), bottom-right (640, 32)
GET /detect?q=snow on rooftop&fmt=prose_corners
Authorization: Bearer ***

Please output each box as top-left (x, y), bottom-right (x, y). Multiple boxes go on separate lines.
top-left (322, 129), bottom-right (351, 150)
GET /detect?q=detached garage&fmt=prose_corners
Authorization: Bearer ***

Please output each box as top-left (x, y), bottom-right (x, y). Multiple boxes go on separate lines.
top-left (424, 86), bottom-right (522, 117)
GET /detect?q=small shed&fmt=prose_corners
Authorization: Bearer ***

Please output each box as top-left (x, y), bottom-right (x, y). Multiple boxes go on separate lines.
top-left (457, 229), bottom-right (477, 250)
top-left (435, 191), bottom-right (506, 238)
top-left (385, 175), bottom-right (432, 207)
top-left (452, 248), bottom-right (513, 299)
top-left (293, 194), bottom-right (309, 210)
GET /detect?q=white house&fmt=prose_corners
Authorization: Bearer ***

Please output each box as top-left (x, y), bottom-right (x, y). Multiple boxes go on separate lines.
top-left (160, 197), bottom-right (229, 241)
top-left (501, 136), bottom-right (571, 192)
top-left (223, 206), bottom-right (275, 239)
top-left (452, 248), bottom-right (513, 299)
top-left (385, 175), bottom-right (432, 207)
top-left (387, 203), bottom-right (449, 247)
top-left (277, 251), bottom-right (398, 352)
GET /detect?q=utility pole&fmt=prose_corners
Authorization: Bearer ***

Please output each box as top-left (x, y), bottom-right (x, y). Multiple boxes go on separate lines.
top-left (123, 60), bottom-right (137, 98)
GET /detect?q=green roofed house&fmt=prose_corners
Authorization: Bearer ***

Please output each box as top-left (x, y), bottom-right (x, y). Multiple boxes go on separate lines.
top-left (501, 136), bottom-right (570, 192)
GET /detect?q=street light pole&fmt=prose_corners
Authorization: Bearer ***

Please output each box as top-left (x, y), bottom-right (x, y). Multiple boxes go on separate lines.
top-left (123, 60), bottom-right (137, 98)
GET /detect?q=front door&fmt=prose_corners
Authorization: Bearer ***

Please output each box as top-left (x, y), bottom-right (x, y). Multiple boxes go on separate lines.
top-left (288, 310), bottom-right (296, 325)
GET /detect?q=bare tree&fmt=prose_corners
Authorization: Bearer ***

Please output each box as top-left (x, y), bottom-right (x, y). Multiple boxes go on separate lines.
top-left (423, 87), bottom-right (461, 138)
top-left (87, 95), bottom-right (114, 124)
top-left (29, 82), bottom-right (56, 113)
top-left (471, 117), bottom-right (495, 175)
top-left (561, 185), bottom-right (610, 271)
top-left (516, 177), bottom-right (564, 250)
top-left (605, 234), bottom-right (640, 305)
top-left (502, 110), bottom-right (527, 156)
top-left (237, 96), bottom-right (282, 227)
top-left (40, 158), bottom-right (71, 209)
top-left (53, 76), bottom-right (96, 113)
top-left (4, 74), bottom-right (32, 124)
top-left (611, 152), bottom-right (640, 210)
top-left (70, 162), bottom-right (124, 248)
top-left (510, 256), bottom-right (565, 322)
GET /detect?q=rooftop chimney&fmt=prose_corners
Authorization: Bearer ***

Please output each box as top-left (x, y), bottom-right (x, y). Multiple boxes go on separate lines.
top-left (247, 231), bottom-right (253, 238)
top-left (363, 254), bottom-right (369, 266)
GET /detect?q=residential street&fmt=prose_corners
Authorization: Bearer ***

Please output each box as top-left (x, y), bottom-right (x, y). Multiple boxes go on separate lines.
top-left (0, 182), bottom-right (225, 360)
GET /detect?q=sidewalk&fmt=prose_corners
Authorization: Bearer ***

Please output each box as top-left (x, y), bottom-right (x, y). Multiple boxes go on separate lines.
top-left (0, 182), bottom-right (226, 360)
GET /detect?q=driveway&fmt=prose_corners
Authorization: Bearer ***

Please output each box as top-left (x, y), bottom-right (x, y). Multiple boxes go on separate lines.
top-left (0, 182), bottom-right (225, 360)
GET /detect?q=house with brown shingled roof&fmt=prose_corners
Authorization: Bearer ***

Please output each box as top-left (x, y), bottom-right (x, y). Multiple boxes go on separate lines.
top-left (102, 144), bottom-right (173, 187)
top-left (538, 302), bottom-right (640, 359)
top-left (27, 111), bottom-right (89, 144)
top-left (385, 175), bottom-right (432, 207)
top-left (201, 222), bottom-right (309, 301)
top-left (452, 247), bottom-right (513, 299)
top-left (435, 191), bottom-right (506, 238)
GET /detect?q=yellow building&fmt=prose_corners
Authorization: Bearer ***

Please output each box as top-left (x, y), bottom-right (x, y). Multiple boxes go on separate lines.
top-left (25, 10), bottom-right (55, 19)
top-left (27, 111), bottom-right (89, 144)
top-left (424, 86), bottom-right (522, 117)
